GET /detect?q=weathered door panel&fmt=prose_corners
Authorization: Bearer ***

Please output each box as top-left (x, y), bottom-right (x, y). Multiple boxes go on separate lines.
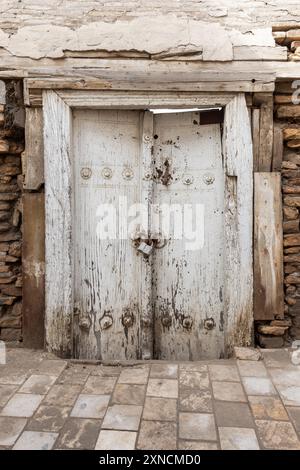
top-left (152, 113), bottom-right (225, 359)
top-left (73, 110), bottom-right (144, 360)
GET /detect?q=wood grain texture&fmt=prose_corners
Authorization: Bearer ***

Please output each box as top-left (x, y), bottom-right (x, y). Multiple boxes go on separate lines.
top-left (72, 109), bottom-right (144, 360)
top-left (140, 111), bottom-right (154, 360)
top-left (222, 94), bottom-right (253, 353)
top-left (43, 90), bottom-right (73, 357)
top-left (272, 124), bottom-right (284, 172)
top-left (24, 107), bottom-right (44, 190)
top-left (252, 108), bottom-right (260, 172)
top-left (22, 192), bottom-right (45, 349)
top-left (258, 95), bottom-right (274, 172)
top-left (254, 173), bottom-right (284, 320)
top-left (153, 114), bottom-right (225, 360)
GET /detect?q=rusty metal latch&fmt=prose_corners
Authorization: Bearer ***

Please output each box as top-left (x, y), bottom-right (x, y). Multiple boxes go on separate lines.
top-left (131, 230), bottom-right (167, 257)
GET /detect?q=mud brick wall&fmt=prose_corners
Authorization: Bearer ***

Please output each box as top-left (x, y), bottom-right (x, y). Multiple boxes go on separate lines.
top-left (0, 81), bottom-right (24, 343)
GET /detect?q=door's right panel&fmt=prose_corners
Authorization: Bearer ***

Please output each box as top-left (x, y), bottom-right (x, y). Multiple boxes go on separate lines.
top-left (152, 112), bottom-right (225, 360)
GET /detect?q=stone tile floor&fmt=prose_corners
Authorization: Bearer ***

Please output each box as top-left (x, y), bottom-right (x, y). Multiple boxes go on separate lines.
top-left (0, 348), bottom-right (300, 450)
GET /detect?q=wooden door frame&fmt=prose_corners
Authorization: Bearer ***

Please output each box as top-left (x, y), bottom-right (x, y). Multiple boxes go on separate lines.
top-left (42, 90), bottom-right (253, 358)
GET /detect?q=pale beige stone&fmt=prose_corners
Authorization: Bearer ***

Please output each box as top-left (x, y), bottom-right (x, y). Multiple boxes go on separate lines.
top-left (118, 367), bottom-right (149, 385)
top-left (255, 420), bottom-right (300, 450)
top-left (83, 376), bottom-right (117, 395)
top-left (143, 397), bottom-right (177, 421)
top-left (1, 393), bottom-right (43, 418)
top-left (0, 417), bottom-right (27, 446)
top-left (96, 430), bottom-right (137, 450)
top-left (71, 394), bottom-right (110, 419)
top-left (237, 360), bottom-right (267, 377)
top-left (212, 381), bottom-right (246, 402)
top-left (19, 374), bottom-right (57, 395)
top-left (102, 405), bottom-right (143, 431)
top-left (137, 421), bottom-right (177, 450)
top-left (180, 370), bottom-right (209, 388)
top-left (209, 364), bottom-right (240, 382)
top-left (147, 379), bottom-right (178, 398)
top-left (179, 413), bottom-right (216, 441)
top-left (13, 431), bottom-right (58, 450)
top-left (219, 427), bottom-right (260, 450)
top-left (44, 384), bottom-right (82, 407)
top-left (0, 384), bottom-right (18, 407)
top-left (178, 440), bottom-right (218, 450)
top-left (242, 377), bottom-right (276, 396)
top-left (248, 396), bottom-right (289, 421)
top-left (112, 384), bottom-right (146, 405)
top-left (150, 363), bottom-right (178, 379)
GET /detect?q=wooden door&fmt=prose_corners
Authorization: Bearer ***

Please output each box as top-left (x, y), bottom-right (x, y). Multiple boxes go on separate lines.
top-left (73, 109), bottom-right (150, 360)
top-left (73, 109), bottom-right (224, 360)
top-left (152, 112), bottom-right (225, 359)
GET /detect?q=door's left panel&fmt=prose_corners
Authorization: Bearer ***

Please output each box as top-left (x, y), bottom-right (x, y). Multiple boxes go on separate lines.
top-left (72, 109), bottom-right (143, 360)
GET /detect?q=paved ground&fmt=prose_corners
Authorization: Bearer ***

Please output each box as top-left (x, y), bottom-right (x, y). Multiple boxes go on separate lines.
top-left (0, 348), bottom-right (300, 450)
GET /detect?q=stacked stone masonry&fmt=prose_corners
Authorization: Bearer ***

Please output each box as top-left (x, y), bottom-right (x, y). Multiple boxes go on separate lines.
top-left (0, 81), bottom-right (23, 343)
top-left (259, 28), bottom-right (300, 347)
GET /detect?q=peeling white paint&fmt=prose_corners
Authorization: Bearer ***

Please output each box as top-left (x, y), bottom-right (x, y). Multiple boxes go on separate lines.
top-left (0, 16), bottom-right (276, 61)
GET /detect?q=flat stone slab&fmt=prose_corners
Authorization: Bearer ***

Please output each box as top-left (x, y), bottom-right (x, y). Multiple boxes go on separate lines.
top-left (248, 396), bottom-right (289, 421)
top-left (137, 420), bottom-right (177, 450)
top-left (150, 364), bottom-right (178, 379)
top-left (212, 381), bottom-right (246, 402)
top-left (214, 402), bottom-right (254, 428)
top-left (255, 420), bottom-right (300, 450)
top-left (96, 430), bottom-right (137, 450)
top-left (1, 348), bottom-right (300, 450)
top-left (13, 431), bottom-right (58, 450)
top-left (242, 377), bottom-right (277, 396)
top-left (143, 397), bottom-right (177, 421)
top-left (147, 379), bottom-right (178, 398)
top-left (1, 393), bottom-right (43, 417)
top-left (44, 384), bottom-right (82, 407)
top-left (0, 417), bottom-right (27, 446)
top-left (27, 405), bottom-right (70, 432)
top-left (180, 370), bottom-right (210, 389)
top-left (179, 413), bottom-right (217, 441)
top-left (0, 384), bottom-right (18, 408)
top-left (208, 365), bottom-right (240, 382)
top-left (19, 374), bottom-right (57, 395)
top-left (102, 405), bottom-right (143, 431)
top-left (237, 360), bottom-right (267, 377)
top-left (55, 418), bottom-right (101, 450)
top-left (112, 384), bottom-right (146, 405)
top-left (118, 367), bottom-right (149, 385)
top-left (277, 385), bottom-right (300, 406)
top-left (71, 394), bottom-right (110, 419)
top-left (83, 376), bottom-right (117, 395)
top-left (219, 427), bottom-right (260, 450)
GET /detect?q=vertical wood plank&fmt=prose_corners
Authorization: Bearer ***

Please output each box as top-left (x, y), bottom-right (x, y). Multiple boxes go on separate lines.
top-left (22, 192), bottom-right (45, 349)
top-left (272, 124), bottom-right (283, 172)
top-left (43, 90), bottom-right (73, 357)
top-left (252, 108), bottom-right (260, 172)
top-left (259, 96), bottom-right (273, 171)
top-left (223, 94), bottom-right (253, 353)
top-left (254, 172), bottom-right (284, 320)
top-left (140, 111), bottom-right (154, 359)
top-left (24, 107), bottom-right (44, 190)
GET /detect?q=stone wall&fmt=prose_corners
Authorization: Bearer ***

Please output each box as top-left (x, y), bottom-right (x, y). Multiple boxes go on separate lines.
top-left (0, 80), bottom-right (24, 343)
top-left (255, 28), bottom-right (300, 348)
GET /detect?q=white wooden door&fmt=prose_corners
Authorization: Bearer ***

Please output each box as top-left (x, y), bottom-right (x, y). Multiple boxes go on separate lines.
top-left (73, 109), bottom-right (224, 360)
top-left (73, 109), bottom-right (150, 360)
top-left (152, 112), bottom-right (224, 359)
